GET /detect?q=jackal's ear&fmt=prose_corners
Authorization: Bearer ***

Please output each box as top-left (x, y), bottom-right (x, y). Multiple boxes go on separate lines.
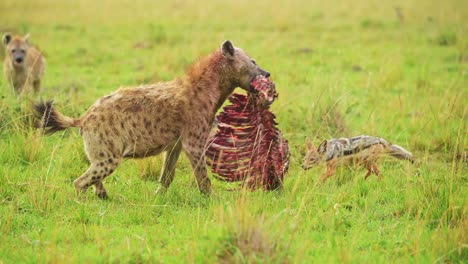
top-left (221, 40), bottom-right (235, 60)
top-left (2, 33), bottom-right (12, 46)
top-left (317, 140), bottom-right (328, 152)
top-left (24, 33), bottom-right (30, 44)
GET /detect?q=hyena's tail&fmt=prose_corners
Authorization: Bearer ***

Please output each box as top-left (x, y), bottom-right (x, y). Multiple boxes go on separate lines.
top-left (34, 100), bottom-right (80, 135)
top-left (387, 144), bottom-right (414, 163)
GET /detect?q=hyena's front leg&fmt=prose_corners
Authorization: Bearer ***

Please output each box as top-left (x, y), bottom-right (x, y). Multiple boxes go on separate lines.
top-left (187, 152), bottom-right (212, 194)
top-left (183, 139), bottom-right (212, 195)
top-left (156, 141), bottom-right (183, 194)
top-left (33, 80), bottom-right (41, 93)
top-left (12, 80), bottom-right (22, 95)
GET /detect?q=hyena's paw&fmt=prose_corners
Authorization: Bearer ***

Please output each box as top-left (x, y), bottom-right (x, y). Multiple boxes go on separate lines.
top-left (198, 181), bottom-right (212, 195)
top-left (95, 190), bottom-right (109, 200)
top-left (73, 179), bottom-right (90, 196)
top-left (155, 186), bottom-right (168, 195)
top-left (93, 182), bottom-right (109, 200)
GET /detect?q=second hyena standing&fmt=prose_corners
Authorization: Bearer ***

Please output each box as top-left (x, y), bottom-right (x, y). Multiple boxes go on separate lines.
top-left (35, 40), bottom-right (270, 199)
top-left (2, 33), bottom-right (45, 94)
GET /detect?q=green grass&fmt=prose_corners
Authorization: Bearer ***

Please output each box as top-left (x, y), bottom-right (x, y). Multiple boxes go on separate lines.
top-left (0, 0), bottom-right (467, 263)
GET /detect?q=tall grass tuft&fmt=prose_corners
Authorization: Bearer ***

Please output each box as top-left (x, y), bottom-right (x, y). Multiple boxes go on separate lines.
top-left (215, 195), bottom-right (290, 263)
top-left (136, 157), bottom-right (163, 181)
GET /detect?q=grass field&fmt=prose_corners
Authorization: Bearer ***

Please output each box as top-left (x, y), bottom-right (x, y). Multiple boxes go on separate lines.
top-left (0, 0), bottom-right (467, 263)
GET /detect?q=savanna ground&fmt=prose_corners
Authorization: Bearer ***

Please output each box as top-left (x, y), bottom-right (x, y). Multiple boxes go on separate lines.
top-left (0, 0), bottom-right (467, 263)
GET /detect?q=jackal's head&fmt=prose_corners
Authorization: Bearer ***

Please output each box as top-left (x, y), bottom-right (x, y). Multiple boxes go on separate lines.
top-left (2, 33), bottom-right (30, 68)
top-left (302, 139), bottom-right (322, 170)
top-left (221, 40), bottom-right (270, 93)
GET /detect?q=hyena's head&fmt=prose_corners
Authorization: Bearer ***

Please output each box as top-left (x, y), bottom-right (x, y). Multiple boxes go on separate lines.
top-left (221, 40), bottom-right (270, 93)
top-left (302, 139), bottom-right (323, 170)
top-left (2, 33), bottom-right (30, 68)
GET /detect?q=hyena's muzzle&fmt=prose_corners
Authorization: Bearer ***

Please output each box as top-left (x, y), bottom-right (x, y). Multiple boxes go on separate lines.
top-left (12, 50), bottom-right (26, 66)
top-left (248, 67), bottom-right (270, 93)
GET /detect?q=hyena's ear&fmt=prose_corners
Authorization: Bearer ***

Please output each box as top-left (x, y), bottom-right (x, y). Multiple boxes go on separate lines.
top-left (305, 138), bottom-right (313, 149)
top-left (23, 33), bottom-right (30, 44)
top-left (221, 40), bottom-right (235, 60)
top-left (2, 33), bottom-right (12, 46)
top-left (317, 140), bottom-right (328, 153)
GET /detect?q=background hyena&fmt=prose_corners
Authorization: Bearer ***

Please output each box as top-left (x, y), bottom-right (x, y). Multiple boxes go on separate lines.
top-left (35, 40), bottom-right (270, 199)
top-left (2, 33), bottom-right (46, 94)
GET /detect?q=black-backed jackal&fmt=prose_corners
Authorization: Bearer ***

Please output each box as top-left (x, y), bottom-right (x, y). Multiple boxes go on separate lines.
top-left (302, 135), bottom-right (414, 181)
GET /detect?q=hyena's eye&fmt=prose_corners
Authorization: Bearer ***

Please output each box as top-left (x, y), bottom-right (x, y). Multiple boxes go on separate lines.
top-left (11, 49), bottom-right (16, 53)
top-left (20, 49), bottom-right (25, 53)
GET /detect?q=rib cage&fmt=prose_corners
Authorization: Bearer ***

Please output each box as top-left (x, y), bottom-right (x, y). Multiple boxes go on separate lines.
top-left (205, 76), bottom-right (290, 190)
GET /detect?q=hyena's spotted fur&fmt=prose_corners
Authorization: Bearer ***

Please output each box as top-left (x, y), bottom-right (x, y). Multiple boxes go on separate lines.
top-left (302, 135), bottom-right (414, 181)
top-left (2, 33), bottom-right (45, 94)
top-left (35, 41), bottom-right (270, 199)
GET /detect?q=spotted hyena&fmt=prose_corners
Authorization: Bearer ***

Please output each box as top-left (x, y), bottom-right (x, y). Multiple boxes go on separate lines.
top-left (3, 33), bottom-right (46, 94)
top-left (35, 40), bottom-right (270, 199)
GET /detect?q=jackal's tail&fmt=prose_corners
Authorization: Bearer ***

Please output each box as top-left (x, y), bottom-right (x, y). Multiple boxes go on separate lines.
top-left (387, 144), bottom-right (414, 163)
top-left (34, 100), bottom-right (80, 135)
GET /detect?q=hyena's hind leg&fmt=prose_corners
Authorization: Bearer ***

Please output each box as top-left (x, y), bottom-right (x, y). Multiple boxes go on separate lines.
top-left (74, 157), bottom-right (121, 199)
top-left (93, 181), bottom-right (108, 199)
top-left (156, 141), bottom-right (183, 194)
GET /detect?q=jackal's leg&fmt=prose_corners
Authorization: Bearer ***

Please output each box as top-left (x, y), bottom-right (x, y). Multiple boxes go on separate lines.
top-left (365, 162), bottom-right (372, 180)
top-left (372, 164), bottom-right (381, 180)
top-left (156, 141), bottom-right (183, 193)
top-left (74, 158), bottom-right (121, 199)
top-left (321, 160), bottom-right (337, 182)
top-left (365, 161), bottom-right (380, 180)
top-left (365, 165), bottom-right (372, 179)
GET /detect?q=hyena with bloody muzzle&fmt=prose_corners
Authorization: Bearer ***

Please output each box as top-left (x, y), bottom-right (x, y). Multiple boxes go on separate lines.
top-left (35, 40), bottom-right (270, 199)
top-left (2, 33), bottom-right (45, 94)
